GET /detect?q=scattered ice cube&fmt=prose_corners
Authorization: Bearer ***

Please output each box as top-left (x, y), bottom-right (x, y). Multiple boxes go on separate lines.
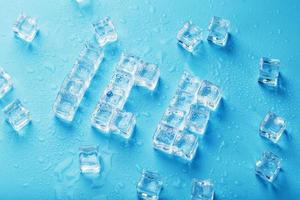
top-left (0, 67), bottom-right (13, 99)
top-left (110, 109), bottom-right (136, 139)
top-left (185, 103), bottom-right (210, 135)
top-left (258, 57), bottom-right (280, 87)
top-left (207, 16), bottom-right (230, 47)
top-left (152, 124), bottom-right (177, 154)
top-left (161, 107), bottom-right (186, 130)
top-left (93, 17), bottom-right (118, 47)
top-left (172, 132), bottom-right (198, 161)
top-left (178, 71), bottom-right (201, 94)
top-left (259, 112), bottom-right (286, 143)
top-left (197, 80), bottom-right (222, 111)
top-left (3, 99), bottom-right (31, 131)
top-left (170, 90), bottom-right (196, 112)
top-left (137, 170), bottom-right (163, 200)
top-left (177, 21), bottom-right (203, 53)
top-left (79, 145), bottom-right (100, 175)
top-left (255, 151), bottom-right (281, 182)
top-left (135, 62), bottom-right (160, 90)
top-left (13, 14), bottom-right (38, 42)
top-left (191, 179), bottom-right (214, 200)
top-left (91, 102), bottom-right (115, 133)
top-left (117, 54), bottom-right (142, 75)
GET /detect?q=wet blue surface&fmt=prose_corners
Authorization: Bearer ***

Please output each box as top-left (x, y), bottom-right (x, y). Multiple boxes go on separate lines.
top-left (0, 0), bottom-right (299, 199)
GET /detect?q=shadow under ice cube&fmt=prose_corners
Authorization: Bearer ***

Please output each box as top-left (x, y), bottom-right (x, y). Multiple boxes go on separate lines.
top-left (137, 170), bottom-right (163, 200)
top-left (13, 14), bottom-right (38, 42)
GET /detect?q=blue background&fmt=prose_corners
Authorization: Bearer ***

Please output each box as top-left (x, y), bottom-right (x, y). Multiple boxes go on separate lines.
top-left (0, 0), bottom-right (299, 199)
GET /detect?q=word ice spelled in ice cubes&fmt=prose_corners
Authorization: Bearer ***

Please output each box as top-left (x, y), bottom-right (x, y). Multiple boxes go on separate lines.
top-left (207, 16), bottom-right (230, 47)
top-left (177, 21), bottom-right (203, 53)
top-left (136, 170), bottom-right (163, 200)
top-left (53, 36), bottom-right (104, 122)
top-left (191, 179), bottom-right (214, 200)
top-left (0, 67), bottom-right (13, 99)
top-left (259, 112), bottom-right (286, 143)
top-left (93, 17), bottom-right (118, 47)
top-left (3, 99), bottom-right (31, 132)
top-left (79, 145), bottom-right (101, 175)
top-left (258, 57), bottom-right (281, 87)
top-left (13, 14), bottom-right (38, 42)
top-left (255, 151), bottom-right (282, 183)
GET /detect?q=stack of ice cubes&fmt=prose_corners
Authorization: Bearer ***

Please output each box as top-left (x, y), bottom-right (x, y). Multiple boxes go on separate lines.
top-left (53, 36), bottom-right (104, 122)
top-left (152, 71), bottom-right (222, 161)
top-left (91, 54), bottom-right (160, 139)
top-left (177, 16), bottom-right (230, 53)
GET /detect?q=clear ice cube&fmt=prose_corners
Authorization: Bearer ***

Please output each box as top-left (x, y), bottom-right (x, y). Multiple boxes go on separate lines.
top-left (111, 70), bottom-right (134, 93)
top-left (110, 109), bottom-right (136, 139)
top-left (152, 124), bottom-right (177, 154)
top-left (13, 14), bottom-right (38, 42)
top-left (259, 112), bottom-right (286, 143)
top-left (177, 21), bottom-right (203, 53)
top-left (79, 40), bottom-right (104, 70)
top-left (3, 99), bottom-right (31, 131)
top-left (207, 16), bottom-right (230, 47)
top-left (117, 54), bottom-right (142, 75)
top-left (0, 67), bottom-right (13, 99)
top-left (185, 103), bottom-right (210, 135)
top-left (161, 107), bottom-right (186, 130)
top-left (137, 170), bottom-right (163, 200)
top-left (255, 151), bottom-right (281, 182)
top-left (91, 102), bottom-right (115, 133)
top-left (191, 179), bottom-right (214, 200)
top-left (100, 84), bottom-right (128, 110)
top-left (172, 132), bottom-right (198, 161)
top-left (135, 62), bottom-right (160, 91)
top-left (53, 92), bottom-right (79, 122)
top-left (178, 71), bottom-right (201, 94)
top-left (93, 17), bottom-right (118, 47)
top-left (258, 57), bottom-right (280, 87)
top-left (197, 80), bottom-right (222, 111)
top-left (170, 90), bottom-right (196, 112)
top-left (79, 145), bottom-right (100, 175)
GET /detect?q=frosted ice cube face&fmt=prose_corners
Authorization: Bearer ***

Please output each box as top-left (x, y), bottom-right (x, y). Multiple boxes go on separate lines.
top-left (259, 112), bottom-right (286, 143)
top-left (137, 170), bottom-right (163, 200)
top-left (185, 103), bottom-right (210, 135)
top-left (207, 16), bottom-right (230, 47)
top-left (172, 132), bottom-right (198, 161)
top-left (53, 93), bottom-right (79, 122)
top-left (170, 90), bottom-right (196, 112)
top-left (191, 179), bottom-right (214, 200)
top-left (117, 54), bottom-right (142, 75)
top-left (91, 102), bottom-right (115, 133)
top-left (93, 17), bottom-right (117, 47)
top-left (79, 145), bottom-right (100, 175)
top-left (178, 71), bottom-right (201, 94)
top-left (13, 14), bottom-right (38, 42)
top-left (0, 68), bottom-right (13, 99)
top-left (177, 21), bottom-right (203, 53)
top-left (197, 80), bottom-right (222, 111)
top-left (153, 124), bottom-right (177, 154)
top-left (101, 84), bottom-right (128, 109)
top-left (110, 110), bottom-right (136, 139)
top-left (111, 70), bottom-right (134, 92)
top-left (258, 57), bottom-right (280, 87)
top-left (255, 152), bottom-right (281, 183)
top-left (135, 63), bottom-right (160, 90)
top-left (79, 41), bottom-right (104, 70)
top-left (3, 99), bottom-right (31, 132)
top-left (161, 107), bottom-right (186, 129)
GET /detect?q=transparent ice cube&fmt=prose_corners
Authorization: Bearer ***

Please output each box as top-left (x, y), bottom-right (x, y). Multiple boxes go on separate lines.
top-left (79, 145), bottom-right (100, 175)
top-left (111, 70), bottom-right (134, 93)
top-left (259, 112), bottom-right (286, 143)
top-left (0, 67), bottom-right (13, 99)
top-left (152, 124), bottom-right (177, 154)
top-left (100, 84), bottom-right (128, 110)
top-left (161, 107), bottom-right (186, 130)
top-left (191, 179), bottom-right (214, 200)
top-left (78, 40), bottom-right (104, 70)
top-left (197, 80), bottom-right (222, 111)
top-left (207, 16), bottom-right (230, 47)
top-left (93, 17), bottom-right (118, 47)
top-left (178, 71), bottom-right (201, 94)
top-left (70, 60), bottom-right (97, 84)
top-left (170, 90), bottom-right (196, 112)
top-left (117, 54), bottom-right (142, 75)
top-left (3, 99), bottom-right (31, 131)
top-left (258, 57), bottom-right (280, 87)
top-left (177, 21), bottom-right (203, 53)
top-left (110, 109), bottom-right (136, 139)
top-left (172, 132), bottom-right (198, 161)
top-left (185, 103), bottom-right (210, 135)
top-left (91, 102), bottom-right (115, 133)
top-left (137, 170), bottom-right (163, 200)
top-left (135, 62), bottom-right (160, 91)
top-left (255, 151), bottom-right (281, 182)
top-left (53, 92), bottom-right (79, 122)
top-left (13, 14), bottom-right (38, 42)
